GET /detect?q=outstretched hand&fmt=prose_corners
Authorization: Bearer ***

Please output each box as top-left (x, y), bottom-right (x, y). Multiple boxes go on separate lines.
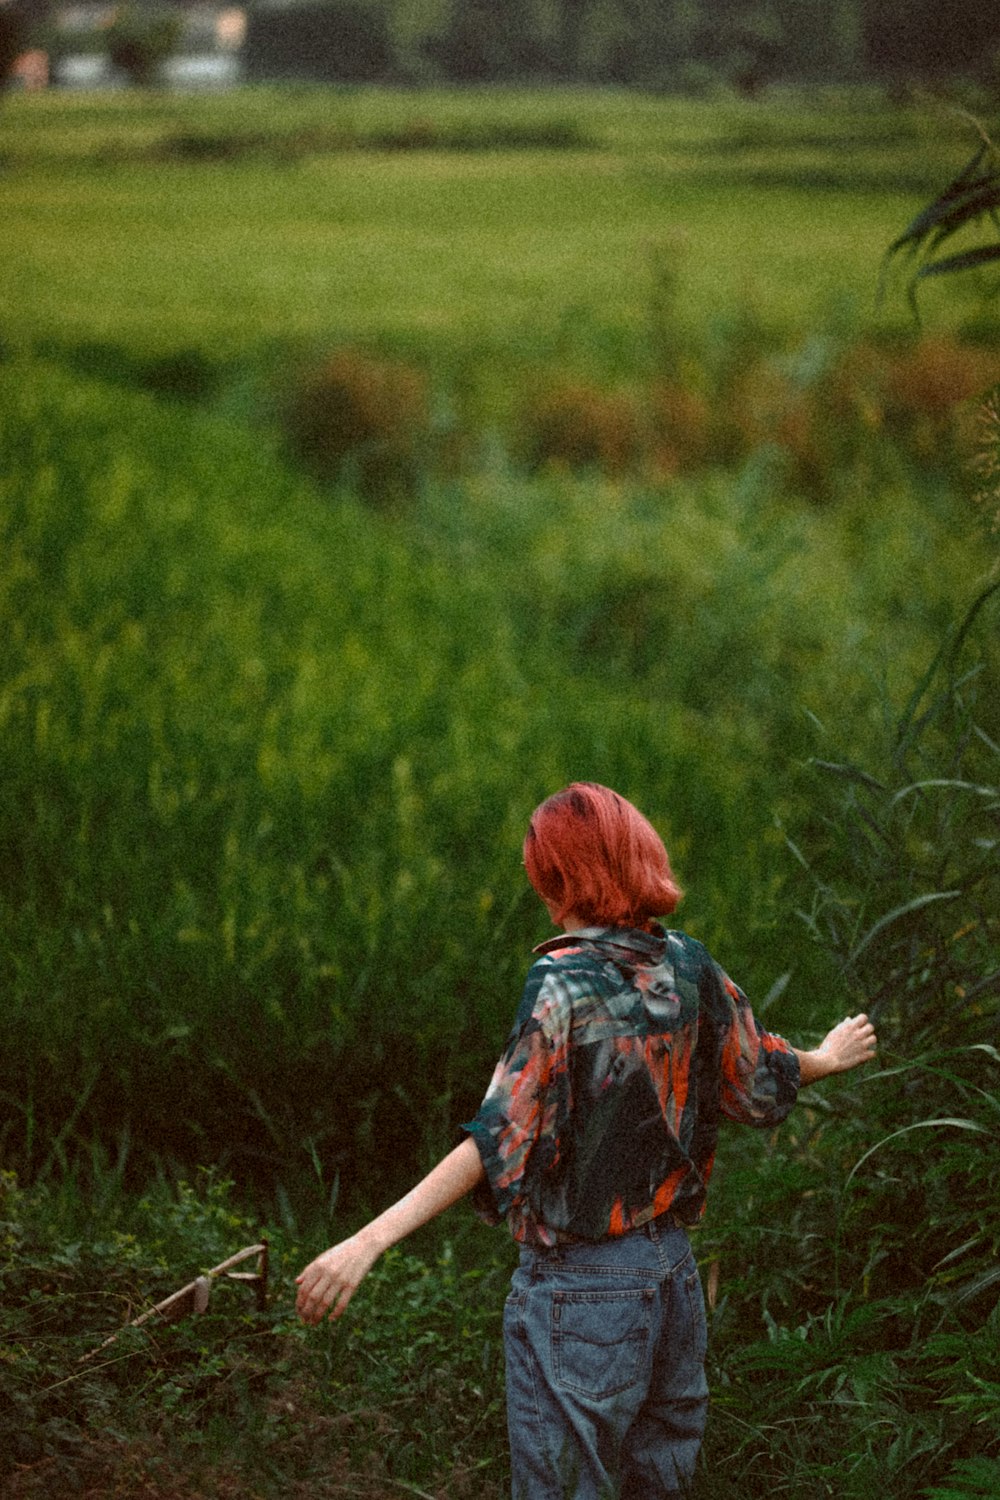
top-left (814, 1013), bottom-right (877, 1076)
top-left (295, 1233), bottom-right (379, 1325)
top-left (294, 1138), bottom-right (486, 1329)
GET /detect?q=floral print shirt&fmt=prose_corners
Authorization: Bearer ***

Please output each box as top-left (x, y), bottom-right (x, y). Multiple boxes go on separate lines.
top-left (463, 924), bottom-right (800, 1247)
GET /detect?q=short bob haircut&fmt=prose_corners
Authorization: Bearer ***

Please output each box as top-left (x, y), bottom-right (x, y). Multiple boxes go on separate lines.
top-left (523, 782), bottom-right (682, 929)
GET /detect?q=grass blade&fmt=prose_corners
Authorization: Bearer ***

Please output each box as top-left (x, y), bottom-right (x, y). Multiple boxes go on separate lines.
top-left (917, 243), bottom-right (1000, 280)
top-left (845, 890), bottom-right (962, 969)
top-left (889, 777), bottom-right (999, 806)
top-left (845, 1117), bottom-right (989, 1192)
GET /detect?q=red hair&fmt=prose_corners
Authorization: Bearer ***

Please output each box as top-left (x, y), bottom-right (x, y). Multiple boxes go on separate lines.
top-left (523, 782), bottom-right (682, 928)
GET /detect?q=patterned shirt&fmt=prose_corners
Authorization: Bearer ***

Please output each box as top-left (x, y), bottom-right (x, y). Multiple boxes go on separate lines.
top-left (463, 924), bottom-right (800, 1247)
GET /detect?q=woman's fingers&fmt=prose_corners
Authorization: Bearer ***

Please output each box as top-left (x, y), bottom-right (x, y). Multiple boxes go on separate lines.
top-left (295, 1240), bottom-right (370, 1323)
top-left (824, 1013), bottom-right (877, 1071)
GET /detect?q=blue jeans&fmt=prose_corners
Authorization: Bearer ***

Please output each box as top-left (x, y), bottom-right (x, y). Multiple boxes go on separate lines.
top-left (502, 1215), bottom-right (709, 1500)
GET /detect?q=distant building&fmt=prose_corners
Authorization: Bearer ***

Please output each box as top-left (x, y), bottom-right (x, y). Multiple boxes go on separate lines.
top-left (51, 3), bottom-right (246, 88)
top-left (10, 47), bottom-right (50, 89)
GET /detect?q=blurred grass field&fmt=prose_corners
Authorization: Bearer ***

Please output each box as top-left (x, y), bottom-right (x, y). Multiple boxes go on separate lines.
top-left (4, 83), bottom-right (993, 377)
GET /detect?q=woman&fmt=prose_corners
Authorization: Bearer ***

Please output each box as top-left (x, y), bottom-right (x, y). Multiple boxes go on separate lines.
top-left (297, 782), bottom-right (876, 1498)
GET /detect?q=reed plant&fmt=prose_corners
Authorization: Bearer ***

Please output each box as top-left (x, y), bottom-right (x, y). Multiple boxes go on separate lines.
top-left (694, 581), bottom-right (1000, 1499)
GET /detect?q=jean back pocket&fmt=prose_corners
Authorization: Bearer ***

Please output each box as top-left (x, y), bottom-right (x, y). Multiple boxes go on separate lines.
top-left (551, 1288), bottom-right (654, 1400)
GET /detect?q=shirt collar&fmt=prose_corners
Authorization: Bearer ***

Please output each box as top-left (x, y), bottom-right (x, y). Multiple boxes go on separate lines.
top-left (533, 922), bottom-right (667, 958)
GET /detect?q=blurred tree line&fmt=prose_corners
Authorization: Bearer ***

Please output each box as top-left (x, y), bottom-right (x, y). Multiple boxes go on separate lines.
top-left (3, 0), bottom-right (1000, 92)
top-left (244, 0), bottom-right (1000, 92)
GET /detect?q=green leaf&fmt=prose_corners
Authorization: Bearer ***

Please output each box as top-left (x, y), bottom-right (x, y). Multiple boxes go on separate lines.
top-left (845, 890), bottom-right (962, 969)
top-left (886, 175), bottom-right (1000, 260)
top-left (845, 1117), bottom-right (989, 1192)
top-left (890, 778), bottom-right (1000, 805)
top-left (951, 1264), bottom-right (1000, 1306)
top-left (811, 759), bottom-right (887, 793)
top-left (916, 243), bottom-right (1000, 280)
top-left (865, 1051), bottom-right (1000, 1115)
top-left (923, 1456), bottom-right (1000, 1500)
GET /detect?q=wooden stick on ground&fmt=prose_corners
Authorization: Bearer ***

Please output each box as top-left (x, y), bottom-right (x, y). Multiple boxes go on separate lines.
top-left (79, 1240), bottom-right (269, 1362)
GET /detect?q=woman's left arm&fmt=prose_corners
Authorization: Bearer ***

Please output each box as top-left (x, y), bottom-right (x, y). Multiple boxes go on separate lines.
top-left (793, 1013), bottom-right (877, 1085)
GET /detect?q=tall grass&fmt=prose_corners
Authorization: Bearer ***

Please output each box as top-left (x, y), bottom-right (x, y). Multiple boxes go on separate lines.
top-left (2, 346), bottom-right (995, 1211)
top-left (0, 1164), bottom-right (511, 1497)
top-left (3, 587), bottom-right (997, 1498)
top-left (694, 582), bottom-right (1000, 1498)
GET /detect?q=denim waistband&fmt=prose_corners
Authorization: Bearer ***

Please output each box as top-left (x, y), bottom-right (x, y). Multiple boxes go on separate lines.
top-left (529, 1207), bottom-right (682, 1255)
top-left (519, 1209), bottom-right (692, 1279)
top-left (639, 1208), bottom-right (680, 1240)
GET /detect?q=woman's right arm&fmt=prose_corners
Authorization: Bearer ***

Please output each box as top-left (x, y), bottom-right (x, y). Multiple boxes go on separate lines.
top-left (295, 1135), bottom-right (485, 1325)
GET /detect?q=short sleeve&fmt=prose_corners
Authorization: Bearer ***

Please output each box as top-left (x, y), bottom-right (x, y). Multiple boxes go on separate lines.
top-left (712, 964), bottom-right (800, 1126)
top-left (461, 963), bottom-right (560, 1225)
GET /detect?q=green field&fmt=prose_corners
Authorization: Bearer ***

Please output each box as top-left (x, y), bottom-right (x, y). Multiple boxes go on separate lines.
top-left (4, 85), bottom-right (993, 370)
top-left (2, 84), bottom-right (999, 1499)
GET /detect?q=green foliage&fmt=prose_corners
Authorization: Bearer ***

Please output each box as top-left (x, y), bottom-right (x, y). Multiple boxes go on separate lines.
top-left (7, 593), bottom-right (1000, 1498)
top-left (4, 87), bottom-right (992, 378)
top-left (925, 1458), bottom-right (1000, 1500)
top-left (0, 1168), bottom-right (271, 1484)
top-left (1, 341), bottom-right (991, 1212)
top-left (284, 346), bottom-right (431, 502)
top-left (2, 81), bottom-right (999, 1498)
top-left (693, 583), bottom-right (1000, 1497)
top-left (5, 90), bottom-right (998, 505)
top-left (883, 132), bottom-right (1000, 316)
top-left (973, 388), bottom-right (1000, 531)
top-left (324, 1241), bottom-right (510, 1487)
top-left (0, 1168), bottom-right (509, 1497)
top-left (792, 578), bottom-right (1000, 1054)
